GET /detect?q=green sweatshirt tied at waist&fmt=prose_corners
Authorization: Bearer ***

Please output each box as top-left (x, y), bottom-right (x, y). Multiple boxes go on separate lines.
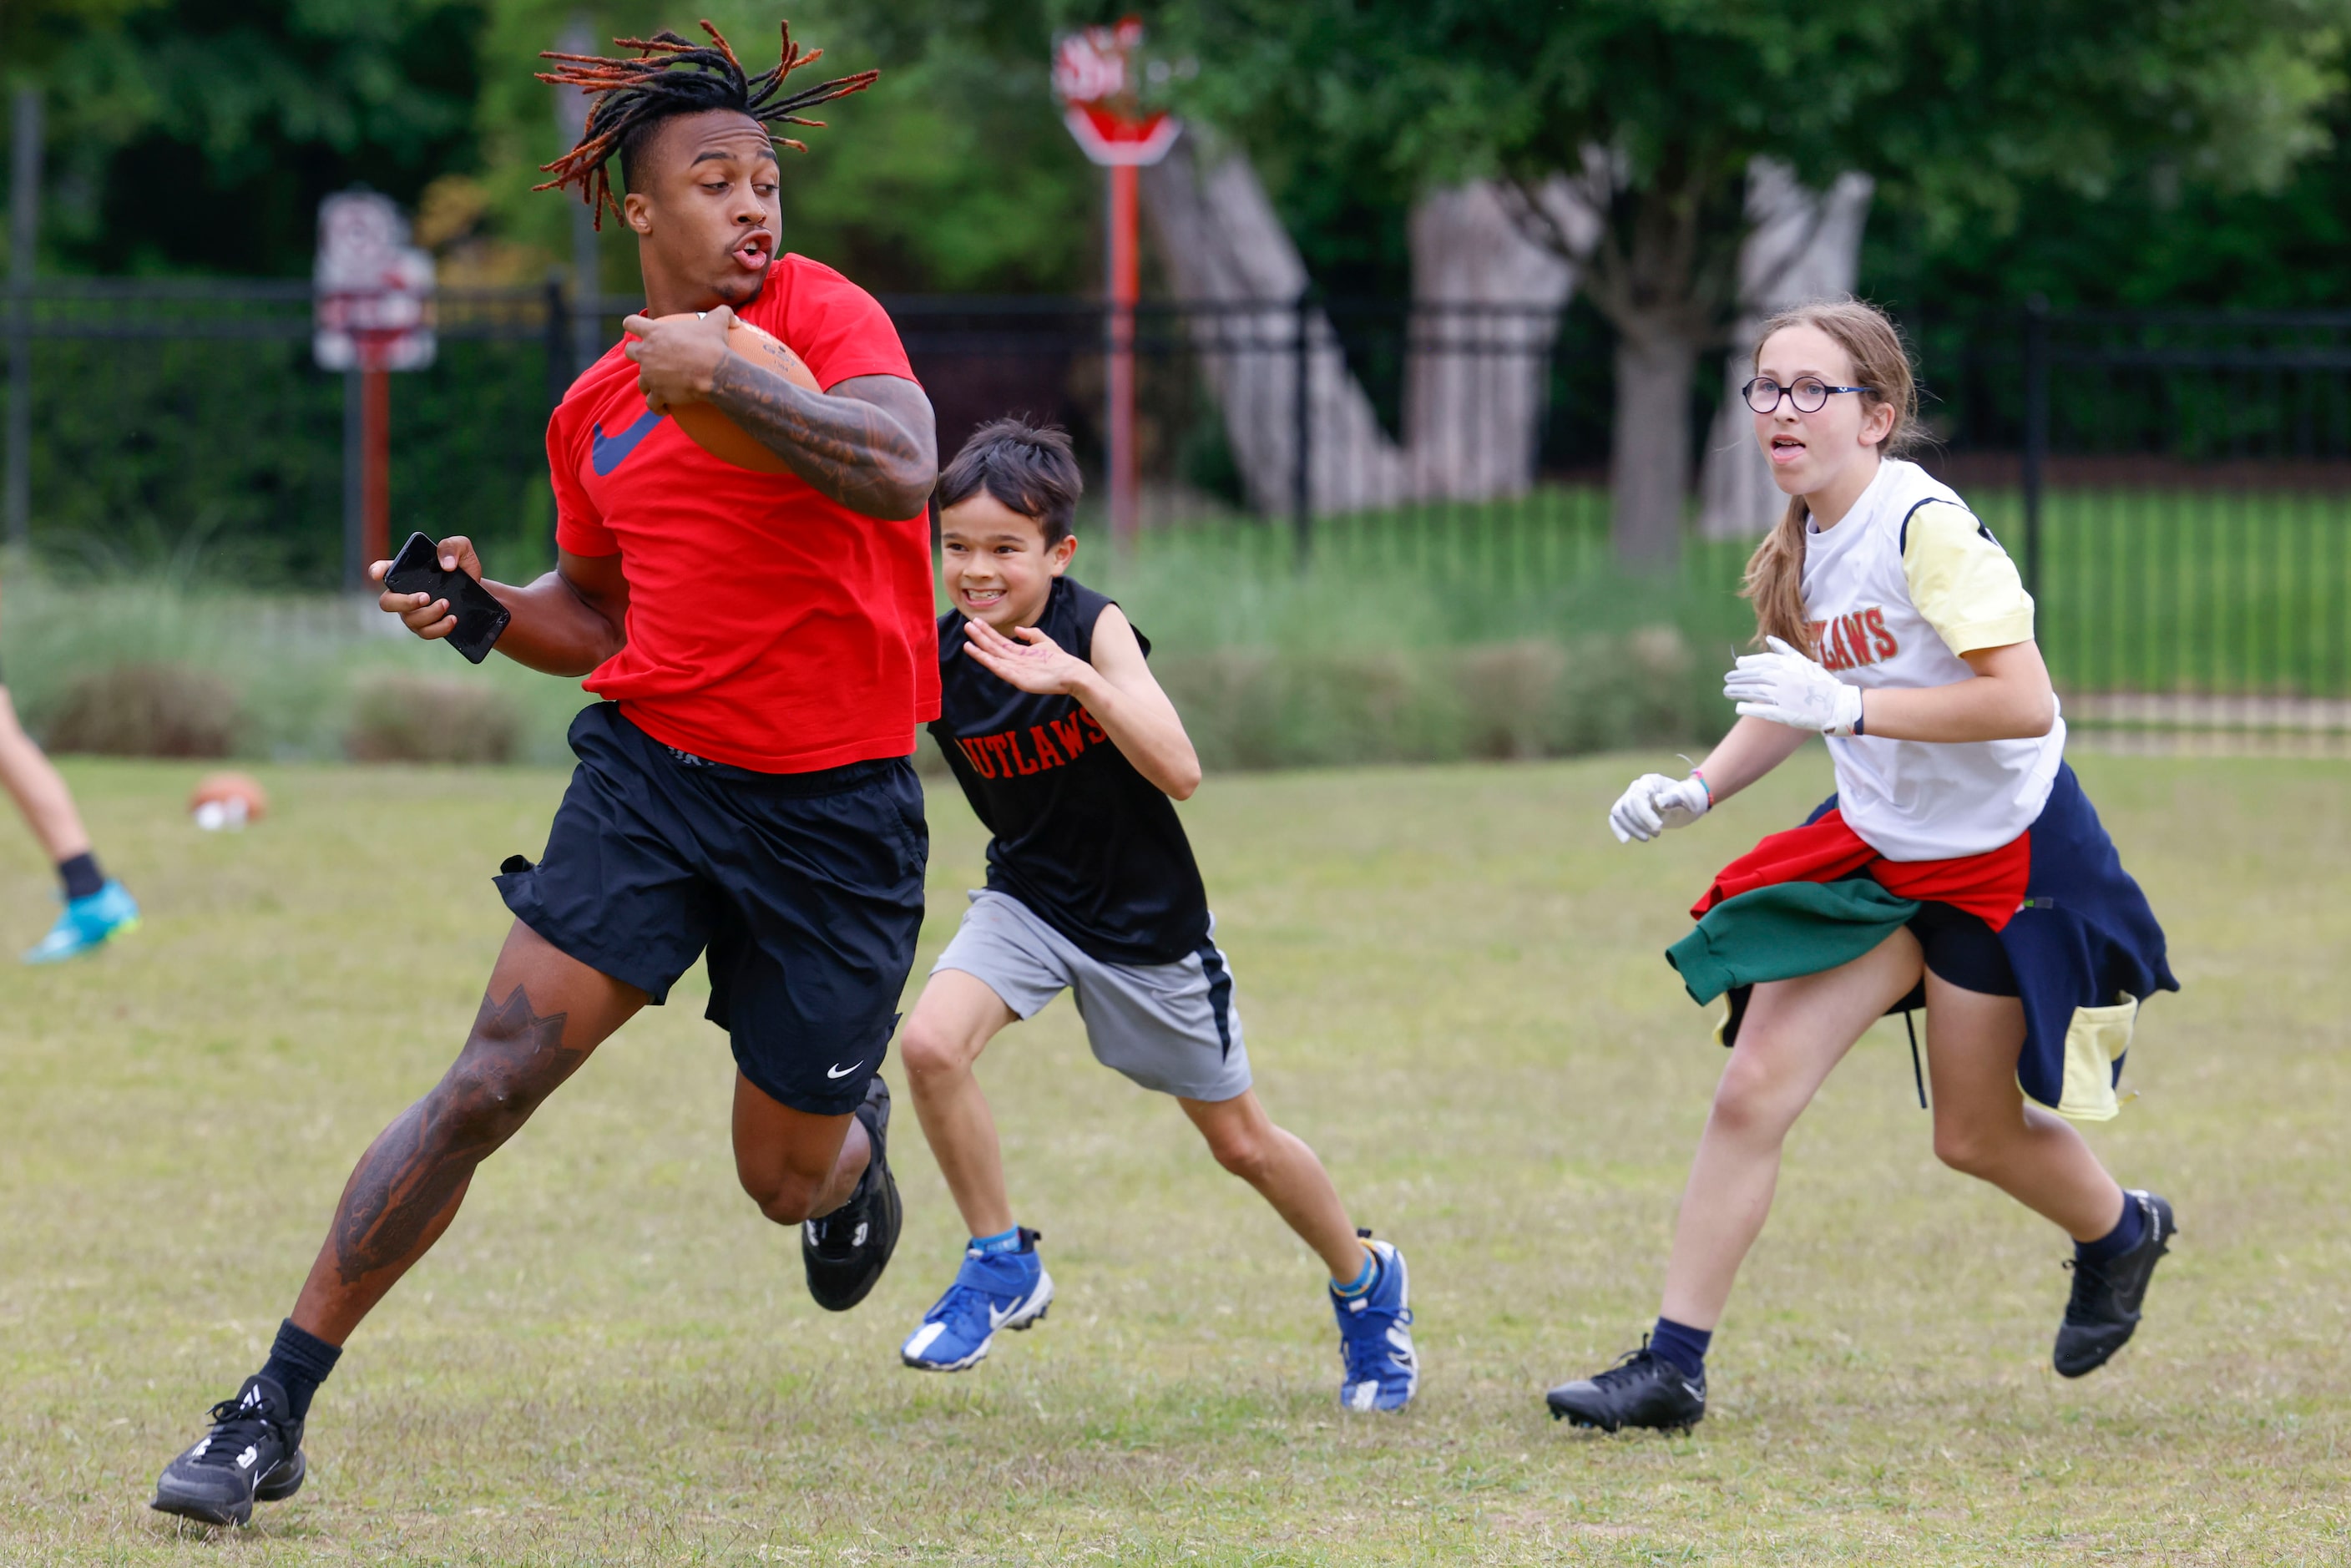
top-left (1665, 878), bottom-right (1921, 1005)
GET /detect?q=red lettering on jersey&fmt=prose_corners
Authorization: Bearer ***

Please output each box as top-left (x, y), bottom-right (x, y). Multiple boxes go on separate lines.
top-left (1008, 731), bottom-right (1042, 775)
top-left (1807, 621), bottom-right (1830, 667)
top-left (958, 736), bottom-right (997, 779)
top-left (1865, 606), bottom-right (1898, 660)
top-left (983, 733), bottom-right (1019, 775)
top-left (1048, 711), bottom-right (1087, 760)
top-left (1078, 707), bottom-right (1109, 746)
top-left (1029, 724), bottom-right (1066, 768)
top-left (1841, 612), bottom-right (1874, 667)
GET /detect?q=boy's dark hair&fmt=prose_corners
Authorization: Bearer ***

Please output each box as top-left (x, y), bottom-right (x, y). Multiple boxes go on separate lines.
top-left (535, 20), bottom-right (877, 229)
top-left (936, 418), bottom-right (1084, 546)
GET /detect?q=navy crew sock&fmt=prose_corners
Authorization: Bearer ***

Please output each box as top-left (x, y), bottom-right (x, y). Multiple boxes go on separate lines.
top-left (2076, 1192), bottom-right (2146, 1266)
top-left (1649, 1316), bottom-right (1711, 1380)
top-left (56, 852), bottom-right (104, 902)
top-left (259, 1319), bottom-right (342, 1423)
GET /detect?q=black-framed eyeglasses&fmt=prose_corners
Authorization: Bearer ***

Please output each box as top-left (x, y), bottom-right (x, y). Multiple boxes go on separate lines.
top-left (1742, 377), bottom-right (1875, 415)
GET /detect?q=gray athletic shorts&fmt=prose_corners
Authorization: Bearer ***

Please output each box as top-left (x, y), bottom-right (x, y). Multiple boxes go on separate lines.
top-left (931, 888), bottom-right (1253, 1101)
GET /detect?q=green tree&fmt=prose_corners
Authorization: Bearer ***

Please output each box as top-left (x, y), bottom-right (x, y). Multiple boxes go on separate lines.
top-left (2, 0), bottom-right (149, 80)
top-left (27, 0), bottom-right (483, 276)
top-left (1867, 94), bottom-right (2351, 315)
top-left (1164, 0), bottom-right (2350, 561)
top-left (13, 0), bottom-right (1098, 289)
top-left (463, 1), bottom-right (1097, 295)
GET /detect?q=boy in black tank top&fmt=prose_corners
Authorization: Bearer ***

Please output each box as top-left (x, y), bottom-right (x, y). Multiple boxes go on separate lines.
top-left (896, 420), bottom-right (1418, 1411)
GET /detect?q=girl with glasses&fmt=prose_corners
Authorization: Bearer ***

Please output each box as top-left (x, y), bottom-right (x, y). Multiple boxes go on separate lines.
top-left (1545, 299), bottom-right (2178, 1434)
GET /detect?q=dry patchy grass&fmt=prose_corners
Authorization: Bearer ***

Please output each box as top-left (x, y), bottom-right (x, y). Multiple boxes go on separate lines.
top-left (0, 746), bottom-right (2344, 1564)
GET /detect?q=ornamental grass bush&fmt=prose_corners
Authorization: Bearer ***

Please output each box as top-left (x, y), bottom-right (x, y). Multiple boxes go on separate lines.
top-left (346, 674), bottom-right (522, 766)
top-left (43, 661), bottom-right (241, 757)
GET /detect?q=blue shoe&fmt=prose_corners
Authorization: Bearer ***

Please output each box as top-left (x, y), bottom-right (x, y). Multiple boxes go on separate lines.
top-left (900, 1229), bottom-right (1054, 1372)
top-left (1332, 1233), bottom-right (1418, 1412)
top-left (23, 879), bottom-right (140, 964)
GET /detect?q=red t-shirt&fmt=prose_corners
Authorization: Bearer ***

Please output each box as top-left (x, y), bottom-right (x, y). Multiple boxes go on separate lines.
top-left (548, 254), bottom-right (938, 772)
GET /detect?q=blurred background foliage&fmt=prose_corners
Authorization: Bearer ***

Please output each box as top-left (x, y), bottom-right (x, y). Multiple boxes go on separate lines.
top-left (7, 2), bottom-right (2351, 764)
top-left (7, 0), bottom-right (1106, 292)
top-left (9, 0), bottom-right (2349, 307)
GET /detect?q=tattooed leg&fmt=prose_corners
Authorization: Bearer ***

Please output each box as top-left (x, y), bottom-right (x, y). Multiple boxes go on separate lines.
top-left (287, 922), bottom-right (646, 1344)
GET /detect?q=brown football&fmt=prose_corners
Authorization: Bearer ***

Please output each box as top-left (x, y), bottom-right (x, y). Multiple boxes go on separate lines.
top-left (661, 315), bottom-right (822, 474)
top-left (189, 770), bottom-right (269, 830)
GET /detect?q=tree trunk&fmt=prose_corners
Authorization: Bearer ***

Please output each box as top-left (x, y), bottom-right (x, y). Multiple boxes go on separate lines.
top-left (1138, 134), bottom-right (1406, 516)
top-left (1499, 148), bottom-right (1726, 568)
top-left (1611, 322), bottom-right (1702, 565)
top-left (1404, 180), bottom-right (1578, 500)
top-left (1697, 162), bottom-right (1875, 539)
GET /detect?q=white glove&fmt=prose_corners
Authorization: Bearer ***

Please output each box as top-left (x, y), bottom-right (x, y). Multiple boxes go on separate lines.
top-left (1609, 772), bottom-right (1711, 844)
top-left (1725, 635), bottom-right (1865, 736)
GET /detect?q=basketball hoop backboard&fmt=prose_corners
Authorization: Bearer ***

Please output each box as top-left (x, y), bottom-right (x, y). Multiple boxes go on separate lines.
top-left (314, 190), bottom-right (437, 373)
top-left (1053, 19), bottom-right (1181, 168)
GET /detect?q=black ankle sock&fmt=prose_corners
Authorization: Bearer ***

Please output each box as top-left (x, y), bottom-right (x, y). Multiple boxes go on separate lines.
top-left (2076, 1192), bottom-right (2146, 1265)
top-left (56, 852), bottom-right (104, 902)
top-left (260, 1319), bottom-right (342, 1423)
top-left (1649, 1316), bottom-right (1711, 1379)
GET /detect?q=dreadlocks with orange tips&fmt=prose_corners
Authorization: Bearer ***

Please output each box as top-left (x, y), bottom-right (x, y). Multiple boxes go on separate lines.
top-left (535, 18), bottom-right (878, 229)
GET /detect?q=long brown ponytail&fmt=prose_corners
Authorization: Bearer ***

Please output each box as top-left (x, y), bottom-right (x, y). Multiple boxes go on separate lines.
top-left (1738, 299), bottom-right (1921, 653)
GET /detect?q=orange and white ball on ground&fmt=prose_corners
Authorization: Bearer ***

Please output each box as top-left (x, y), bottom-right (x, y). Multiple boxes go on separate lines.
top-left (189, 771), bottom-right (268, 832)
top-left (660, 314), bottom-right (822, 473)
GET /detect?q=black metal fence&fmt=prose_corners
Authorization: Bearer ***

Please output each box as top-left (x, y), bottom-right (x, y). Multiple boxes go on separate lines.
top-left (4, 278), bottom-right (2348, 732)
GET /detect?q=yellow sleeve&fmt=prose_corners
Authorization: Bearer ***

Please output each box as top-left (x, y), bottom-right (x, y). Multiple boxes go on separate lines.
top-left (1900, 502), bottom-right (2035, 655)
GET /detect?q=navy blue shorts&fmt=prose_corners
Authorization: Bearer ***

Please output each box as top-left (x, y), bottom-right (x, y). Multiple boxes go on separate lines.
top-left (497, 703), bottom-right (927, 1117)
top-left (1908, 900), bottom-right (2020, 998)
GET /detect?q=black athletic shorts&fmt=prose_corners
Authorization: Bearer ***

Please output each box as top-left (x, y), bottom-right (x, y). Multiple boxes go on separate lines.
top-left (1906, 900), bottom-right (2019, 997)
top-left (497, 702), bottom-right (928, 1117)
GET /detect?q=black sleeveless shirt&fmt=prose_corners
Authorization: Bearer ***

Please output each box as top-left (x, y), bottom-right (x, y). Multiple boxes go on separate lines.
top-left (929, 577), bottom-right (1211, 965)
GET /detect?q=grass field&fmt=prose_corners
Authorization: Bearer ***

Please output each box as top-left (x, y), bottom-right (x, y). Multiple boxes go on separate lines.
top-left (2, 748), bottom-right (2347, 1565)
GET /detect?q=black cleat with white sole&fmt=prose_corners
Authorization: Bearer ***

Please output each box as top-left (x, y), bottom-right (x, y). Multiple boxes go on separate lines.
top-left (801, 1074), bottom-right (902, 1312)
top-left (150, 1374), bottom-right (307, 1527)
top-left (1546, 1339), bottom-right (1706, 1434)
top-left (2054, 1189), bottom-right (2176, 1378)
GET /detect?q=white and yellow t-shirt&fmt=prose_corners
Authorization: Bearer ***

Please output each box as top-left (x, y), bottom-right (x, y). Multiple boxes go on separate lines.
top-left (1798, 457), bottom-right (2065, 862)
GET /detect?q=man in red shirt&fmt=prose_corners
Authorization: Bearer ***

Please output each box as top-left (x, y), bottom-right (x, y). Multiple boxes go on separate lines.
top-left (152, 25), bottom-right (935, 1526)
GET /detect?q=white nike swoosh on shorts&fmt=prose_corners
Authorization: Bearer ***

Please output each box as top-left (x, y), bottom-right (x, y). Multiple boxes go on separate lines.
top-left (827, 1061), bottom-right (863, 1080)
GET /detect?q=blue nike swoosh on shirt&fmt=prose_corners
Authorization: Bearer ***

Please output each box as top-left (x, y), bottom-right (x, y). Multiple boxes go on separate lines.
top-left (590, 409), bottom-right (667, 476)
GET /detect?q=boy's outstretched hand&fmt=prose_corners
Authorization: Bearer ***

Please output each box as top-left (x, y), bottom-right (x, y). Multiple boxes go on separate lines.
top-left (962, 619), bottom-right (1093, 696)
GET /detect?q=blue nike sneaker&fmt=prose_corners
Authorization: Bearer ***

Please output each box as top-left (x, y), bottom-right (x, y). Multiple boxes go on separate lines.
top-left (23, 879), bottom-right (140, 964)
top-left (900, 1228), bottom-right (1054, 1372)
top-left (1332, 1233), bottom-right (1418, 1412)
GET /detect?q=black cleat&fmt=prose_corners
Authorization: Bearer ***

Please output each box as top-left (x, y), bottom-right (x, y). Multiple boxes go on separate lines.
top-left (149, 1374), bottom-right (307, 1527)
top-left (801, 1074), bottom-right (903, 1312)
top-left (2055, 1189), bottom-right (2176, 1378)
top-left (1546, 1338), bottom-right (1706, 1434)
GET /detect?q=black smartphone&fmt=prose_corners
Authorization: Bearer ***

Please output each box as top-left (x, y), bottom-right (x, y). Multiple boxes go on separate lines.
top-left (384, 532), bottom-right (513, 665)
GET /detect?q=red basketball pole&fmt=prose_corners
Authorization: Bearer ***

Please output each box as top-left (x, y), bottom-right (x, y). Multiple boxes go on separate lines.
top-left (361, 359), bottom-right (390, 571)
top-left (1108, 162), bottom-right (1140, 548)
top-left (1054, 19), bottom-right (1179, 555)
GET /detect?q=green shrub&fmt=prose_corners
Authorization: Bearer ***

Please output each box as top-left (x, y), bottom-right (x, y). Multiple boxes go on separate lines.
top-left (1156, 627), bottom-right (1720, 773)
top-left (1, 544), bottom-right (1742, 776)
top-left (43, 661), bottom-right (241, 757)
top-left (346, 674), bottom-right (522, 765)
top-left (1454, 639), bottom-right (1570, 760)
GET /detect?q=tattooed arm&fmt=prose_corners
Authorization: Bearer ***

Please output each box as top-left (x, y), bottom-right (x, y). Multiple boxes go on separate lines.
top-left (624, 309), bottom-right (938, 520)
